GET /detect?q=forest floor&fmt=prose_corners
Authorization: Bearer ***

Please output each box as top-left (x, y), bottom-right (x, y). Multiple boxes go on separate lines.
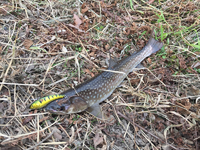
top-left (0, 0), bottom-right (200, 149)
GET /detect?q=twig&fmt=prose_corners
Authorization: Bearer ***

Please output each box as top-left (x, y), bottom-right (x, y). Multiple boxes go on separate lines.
top-left (117, 111), bottom-right (163, 142)
top-left (0, 22), bottom-right (17, 91)
top-left (117, 111), bottom-right (178, 150)
top-left (0, 82), bottom-right (39, 86)
top-left (1, 118), bottom-right (58, 145)
top-left (26, 131), bottom-right (54, 150)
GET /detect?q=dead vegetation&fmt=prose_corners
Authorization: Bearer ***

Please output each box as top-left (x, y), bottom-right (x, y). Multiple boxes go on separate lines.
top-left (0, 0), bottom-right (200, 149)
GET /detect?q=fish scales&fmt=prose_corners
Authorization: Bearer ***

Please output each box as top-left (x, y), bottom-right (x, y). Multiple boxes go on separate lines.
top-left (44, 37), bottom-right (163, 117)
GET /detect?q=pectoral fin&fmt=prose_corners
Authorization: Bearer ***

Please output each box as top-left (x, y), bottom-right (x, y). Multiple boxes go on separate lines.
top-left (86, 103), bottom-right (102, 119)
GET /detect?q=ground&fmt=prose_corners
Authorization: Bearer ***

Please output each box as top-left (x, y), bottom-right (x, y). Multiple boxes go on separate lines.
top-left (0, 0), bottom-right (200, 150)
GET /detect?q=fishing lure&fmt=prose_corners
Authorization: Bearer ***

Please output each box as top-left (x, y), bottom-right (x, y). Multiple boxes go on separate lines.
top-left (29, 95), bottom-right (65, 109)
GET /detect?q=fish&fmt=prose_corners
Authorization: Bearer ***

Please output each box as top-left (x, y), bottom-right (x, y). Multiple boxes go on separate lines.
top-left (29, 94), bottom-right (65, 109)
top-left (44, 37), bottom-right (163, 118)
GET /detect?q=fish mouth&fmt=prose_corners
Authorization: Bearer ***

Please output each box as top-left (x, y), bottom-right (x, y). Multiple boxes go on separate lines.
top-left (44, 96), bottom-right (71, 114)
top-left (44, 107), bottom-right (67, 115)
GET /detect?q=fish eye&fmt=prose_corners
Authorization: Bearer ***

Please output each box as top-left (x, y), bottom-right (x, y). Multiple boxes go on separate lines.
top-left (60, 106), bottom-right (65, 111)
top-left (52, 105), bottom-right (60, 110)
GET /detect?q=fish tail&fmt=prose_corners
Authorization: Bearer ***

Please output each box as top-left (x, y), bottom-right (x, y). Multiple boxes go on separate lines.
top-left (145, 37), bottom-right (163, 56)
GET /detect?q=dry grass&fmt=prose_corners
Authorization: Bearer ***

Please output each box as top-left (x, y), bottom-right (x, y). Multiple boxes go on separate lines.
top-left (0, 0), bottom-right (200, 149)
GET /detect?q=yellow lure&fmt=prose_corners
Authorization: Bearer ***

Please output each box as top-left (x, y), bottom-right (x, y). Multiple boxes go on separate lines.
top-left (29, 95), bottom-right (65, 109)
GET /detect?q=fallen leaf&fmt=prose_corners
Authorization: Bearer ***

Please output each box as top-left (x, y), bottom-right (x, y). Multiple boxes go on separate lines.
top-left (26, 64), bottom-right (35, 72)
top-left (22, 112), bottom-right (33, 125)
top-left (51, 126), bottom-right (62, 140)
top-left (134, 126), bottom-right (139, 132)
top-left (103, 113), bottom-right (116, 124)
top-left (187, 85), bottom-right (200, 96)
top-left (1, 89), bottom-right (9, 96)
top-left (81, 3), bottom-right (89, 14)
top-left (183, 99), bottom-right (191, 110)
top-left (177, 55), bottom-right (187, 69)
top-left (0, 5), bottom-right (10, 15)
top-left (84, 69), bottom-right (94, 77)
top-left (124, 16), bottom-right (131, 22)
top-left (105, 44), bottom-right (110, 50)
top-left (23, 39), bottom-right (33, 49)
top-left (62, 46), bottom-right (68, 53)
top-left (148, 0), bottom-right (154, 4)
top-left (147, 58), bottom-right (152, 64)
top-left (74, 14), bottom-right (82, 26)
top-left (89, 51), bottom-right (95, 57)
top-left (176, 99), bottom-right (191, 115)
top-left (65, 118), bottom-right (73, 124)
top-left (139, 25), bottom-right (151, 34)
top-left (67, 14), bottom-right (84, 32)
top-left (0, 46), bottom-right (2, 54)
top-left (137, 39), bottom-right (145, 48)
top-left (39, 116), bottom-right (49, 123)
top-left (93, 132), bottom-right (104, 148)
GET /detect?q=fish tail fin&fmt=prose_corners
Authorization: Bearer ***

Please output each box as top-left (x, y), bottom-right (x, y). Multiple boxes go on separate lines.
top-left (146, 37), bottom-right (163, 55)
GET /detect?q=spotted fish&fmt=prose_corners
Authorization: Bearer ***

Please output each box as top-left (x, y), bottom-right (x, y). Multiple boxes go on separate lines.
top-left (44, 37), bottom-right (163, 118)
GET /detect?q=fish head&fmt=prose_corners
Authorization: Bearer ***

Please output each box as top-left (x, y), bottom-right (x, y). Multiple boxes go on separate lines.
top-left (45, 96), bottom-right (89, 114)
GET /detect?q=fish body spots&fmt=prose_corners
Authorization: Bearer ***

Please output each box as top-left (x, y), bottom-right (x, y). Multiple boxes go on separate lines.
top-left (75, 67), bottom-right (129, 106)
